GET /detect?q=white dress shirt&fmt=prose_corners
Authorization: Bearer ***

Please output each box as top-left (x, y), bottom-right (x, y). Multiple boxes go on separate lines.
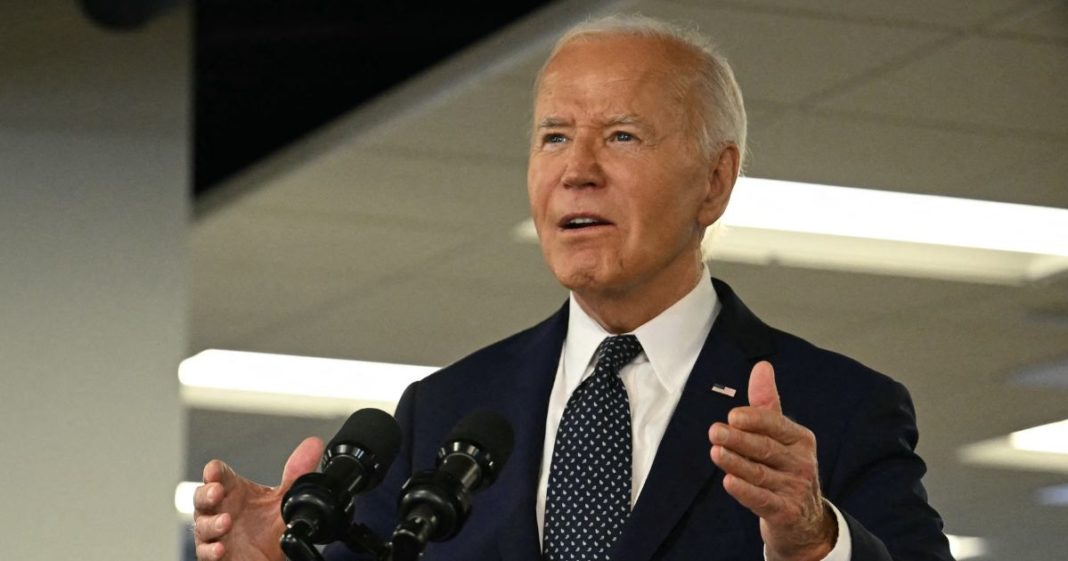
top-left (535, 270), bottom-right (851, 560)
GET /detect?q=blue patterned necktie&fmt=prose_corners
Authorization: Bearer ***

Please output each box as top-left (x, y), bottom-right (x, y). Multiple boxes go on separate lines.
top-left (544, 334), bottom-right (644, 561)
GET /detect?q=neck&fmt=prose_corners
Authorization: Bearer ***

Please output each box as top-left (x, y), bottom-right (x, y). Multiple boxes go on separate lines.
top-left (573, 262), bottom-right (704, 334)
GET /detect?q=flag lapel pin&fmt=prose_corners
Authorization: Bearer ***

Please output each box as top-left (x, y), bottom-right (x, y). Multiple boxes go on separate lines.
top-left (710, 384), bottom-right (737, 398)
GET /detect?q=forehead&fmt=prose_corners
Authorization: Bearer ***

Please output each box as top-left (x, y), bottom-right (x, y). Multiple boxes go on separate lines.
top-left (534, 34), bottom-right (695, 118)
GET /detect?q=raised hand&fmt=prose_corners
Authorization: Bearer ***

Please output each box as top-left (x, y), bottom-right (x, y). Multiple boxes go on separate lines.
top-left (193, 437), bottom-right (325, 561)
top-left (708, 361), bottom-right (836, 561)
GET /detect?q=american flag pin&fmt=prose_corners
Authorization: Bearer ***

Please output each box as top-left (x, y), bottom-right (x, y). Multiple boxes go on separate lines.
top-left (710, 384), bottom-right (737, 398)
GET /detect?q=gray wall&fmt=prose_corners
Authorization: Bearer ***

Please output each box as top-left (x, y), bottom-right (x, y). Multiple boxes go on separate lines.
top-left (0, 3), bottom-right (188, 560)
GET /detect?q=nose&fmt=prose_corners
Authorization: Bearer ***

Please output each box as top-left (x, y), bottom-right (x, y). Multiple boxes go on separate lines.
top-left (561, 134), bottom-right (603, 189)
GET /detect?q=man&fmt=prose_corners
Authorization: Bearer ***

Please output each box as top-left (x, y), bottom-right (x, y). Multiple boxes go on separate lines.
top-left (194, 16), bottom-right (952, 561)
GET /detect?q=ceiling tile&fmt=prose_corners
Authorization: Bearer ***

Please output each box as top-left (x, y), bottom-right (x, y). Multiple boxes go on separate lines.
top-left (363, 78), bottom-right (534, 161)
top-left (239, 149), bottom-right (531, 233)
top-left (637, 0), bottom-right (950, 104)
top-left (193, 208), bottom-right (473, 276)
top-left (190, 262), bottom-right (366, 352)
top-left (988, 0), bottom-right (1068, 41)
top-left (243, 272), bottom-right (567, 366)
top-left (745, 110), bottom-right (1066, 203)
top-left (947, 141), bottom-right (1068, 208)
top-left (692, 0), bottom-right (1038, 27)
top-left (816, 35), bottom-right (1068, 137)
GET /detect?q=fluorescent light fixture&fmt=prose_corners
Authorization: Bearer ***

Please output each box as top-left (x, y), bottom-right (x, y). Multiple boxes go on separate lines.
top-left (1010, 419), bottom-right (1068, 454)
top-left (175, 481), bottom-right (198, 518)
top-left (512, 177), bottom-right (1068, 284)
top-left (179, 349), bottom-right (437, 417)
top-left (947, 534), bottom-right (988, 559)
top-left (1011, 356), bottom-right (1068, 389)
top-left (1037, 483), bottom-right (1068, 506)
top-left (959, 419), bottom-right (1068, 474)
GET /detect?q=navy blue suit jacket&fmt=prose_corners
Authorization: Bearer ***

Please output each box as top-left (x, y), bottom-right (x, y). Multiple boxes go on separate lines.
top-left (326, 279), bottom-right (952, 561)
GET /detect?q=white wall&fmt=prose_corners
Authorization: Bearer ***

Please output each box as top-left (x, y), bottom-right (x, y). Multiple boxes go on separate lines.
top-left (0, 3), bottom-right (188, 560)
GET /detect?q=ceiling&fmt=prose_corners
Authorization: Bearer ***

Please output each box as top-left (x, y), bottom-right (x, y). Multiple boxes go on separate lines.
top-left (188, 0), bottom-right (1068, 558)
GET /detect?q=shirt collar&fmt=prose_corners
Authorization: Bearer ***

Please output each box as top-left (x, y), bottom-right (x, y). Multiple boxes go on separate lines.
top-left (563, 267), bottom-right (720, 393)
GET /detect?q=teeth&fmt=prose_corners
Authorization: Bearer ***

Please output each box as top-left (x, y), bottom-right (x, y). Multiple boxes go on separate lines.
top-left (568, 217), bottom-right (598, 226)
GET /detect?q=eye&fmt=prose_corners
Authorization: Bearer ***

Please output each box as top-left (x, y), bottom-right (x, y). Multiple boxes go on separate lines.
top-left (542, 132), bottom-right (567, 145)
top-left (610, 130), bottom-right (636, 142)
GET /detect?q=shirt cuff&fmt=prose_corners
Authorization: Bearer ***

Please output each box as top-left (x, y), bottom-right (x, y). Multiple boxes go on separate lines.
top-left (762, 499), bottom-right (852, 561)
top-left (821, 499), bottom-right (852, 561)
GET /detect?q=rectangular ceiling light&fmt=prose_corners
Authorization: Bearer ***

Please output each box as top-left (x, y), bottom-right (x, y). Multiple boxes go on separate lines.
top-left (512, 177), bottom-right (1068, 285)
top-left (959, 418), bottom-right (1068, 474)
top-left (1037, 483), bottom-right (1068, 506)
top-left (179, 349), bottom-right (437, 417)
top-left (175, 481), bottom-right (198, 519)
top-left (1009, 419), bottom-right (1068, 454)
top-left (947, 535), bottom-right (988, 559)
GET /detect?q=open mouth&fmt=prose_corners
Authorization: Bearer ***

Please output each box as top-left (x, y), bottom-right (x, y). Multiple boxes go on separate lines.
top-left (560, 215), bottom-right (612, 230)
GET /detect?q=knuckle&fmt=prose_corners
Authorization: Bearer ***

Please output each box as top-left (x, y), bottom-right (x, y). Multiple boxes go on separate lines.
top-left (752, 462), bottom-right (769, 487)
top-left (756, 439), bottom-right (775, 463)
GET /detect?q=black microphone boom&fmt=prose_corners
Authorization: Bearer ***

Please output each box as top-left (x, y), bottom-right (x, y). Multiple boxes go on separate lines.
top-left (280, 408), bottom-right (402, 558)
top-left (391, 410), bottom-right (514, 561)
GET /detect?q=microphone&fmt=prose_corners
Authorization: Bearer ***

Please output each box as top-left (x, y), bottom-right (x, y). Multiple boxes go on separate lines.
top-left (390, 410), bottom-right (514, 560)
top-left (280, 408), bottom-right (402, 558)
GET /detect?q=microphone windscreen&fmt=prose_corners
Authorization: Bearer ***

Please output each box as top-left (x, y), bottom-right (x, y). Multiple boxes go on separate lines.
top-left (447, 410), bottom-right (515, 468)
top-left (328, 408), bottom-right (402, 466)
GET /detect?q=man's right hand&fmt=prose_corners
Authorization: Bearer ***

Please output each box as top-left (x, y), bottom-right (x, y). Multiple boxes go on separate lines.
top-left (193, 437), bottom-right (326, 561)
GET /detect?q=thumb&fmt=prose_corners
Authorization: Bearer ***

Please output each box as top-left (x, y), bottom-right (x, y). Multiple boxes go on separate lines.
top-left (747, 361), bottom-right (781, 413)
top-left (280, 436), bottom-right (325, 489)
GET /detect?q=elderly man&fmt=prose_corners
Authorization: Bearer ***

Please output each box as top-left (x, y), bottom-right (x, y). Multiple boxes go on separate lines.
top-left (194, 16), bottom-right (951, 561)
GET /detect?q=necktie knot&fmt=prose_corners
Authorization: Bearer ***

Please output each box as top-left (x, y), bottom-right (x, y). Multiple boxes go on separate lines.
top-left (594, 334), bottom-right (643, 377)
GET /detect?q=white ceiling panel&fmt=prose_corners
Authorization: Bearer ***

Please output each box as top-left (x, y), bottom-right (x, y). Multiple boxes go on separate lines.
top-left (639, 0), bottom-right (951, 104)
top-left (364, 79), bottom-right (535, 162)
top-left (244, 271), bottom-right (568, 366)
top-left (948, 142), bottom-right (1068, 208)
top-left (193, 207), bottom-right (473, 276)
top-left (240, 147), bottom-right (531, 234)
top-left (988, 0), bottom-right (1068, 41)
top-left (746, 110), bottom-right (1067, 204)
top-left (817, 35), bottom-right (1068, 137)
top-left (702, 0), bottom-right (1039, 27)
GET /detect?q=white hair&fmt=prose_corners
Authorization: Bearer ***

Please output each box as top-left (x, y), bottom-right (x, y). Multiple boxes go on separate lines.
top-left (536, 14), bottom-right (748, 169)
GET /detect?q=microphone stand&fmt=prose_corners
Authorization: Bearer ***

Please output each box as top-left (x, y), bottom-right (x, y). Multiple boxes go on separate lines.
top-left (281, 522), bottom-right (394, 561)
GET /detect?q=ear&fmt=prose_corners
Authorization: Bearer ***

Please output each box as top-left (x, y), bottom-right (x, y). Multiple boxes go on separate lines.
top-left (697, 143), bottom-right (740, 228)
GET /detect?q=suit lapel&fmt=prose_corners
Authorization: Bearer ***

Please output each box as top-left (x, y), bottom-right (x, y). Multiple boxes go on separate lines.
top-left (496, 303), bottom-right (569, 561)
top-left (611, 278), bottom-right (774, 561)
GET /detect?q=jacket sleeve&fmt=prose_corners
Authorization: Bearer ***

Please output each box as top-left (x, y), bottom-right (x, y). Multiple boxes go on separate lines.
top-left (822, 378), bottom-right (953, 561)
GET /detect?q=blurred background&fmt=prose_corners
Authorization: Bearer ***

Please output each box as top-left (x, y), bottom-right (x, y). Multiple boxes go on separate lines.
top-left (2, 1), bottom-right (1066, 560)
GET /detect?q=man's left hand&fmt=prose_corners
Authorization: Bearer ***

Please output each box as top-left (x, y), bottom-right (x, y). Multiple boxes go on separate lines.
top-left (708, 361), bottom-right (837, 561)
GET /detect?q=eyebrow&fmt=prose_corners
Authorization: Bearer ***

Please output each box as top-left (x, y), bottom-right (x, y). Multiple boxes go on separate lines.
top-left (536, 116), bottom-right (570, 129)
top-left (604, 115), bottom-right (644, 127)
top-left (536, 114), bottom-right (647, 129)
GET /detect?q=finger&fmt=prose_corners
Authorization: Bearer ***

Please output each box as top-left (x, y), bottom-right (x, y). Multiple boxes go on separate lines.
top-left (710, 443), bottom-right (785, 491)
top-left (193, 482), bottom-right (224, 513)
top-left (709, 422), bottom-right (793, 469)
top-left (721, 472), bottom-right (789, 522)
top-left (202, 459), bottom-right (239, 489)
top-left (726, 407), bottom-right (807, 447)
top-left (280, 436), bottom-right (325, 489)
top-left (747, 361), bottom-right (781, 413)
top-left (193, 513), bottom-right (231, 543)
top-left (195, 541), bottom-right (225, 561)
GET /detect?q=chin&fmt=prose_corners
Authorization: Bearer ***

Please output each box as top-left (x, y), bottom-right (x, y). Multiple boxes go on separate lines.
top-left (549, 262), bottom-right (623, 295)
